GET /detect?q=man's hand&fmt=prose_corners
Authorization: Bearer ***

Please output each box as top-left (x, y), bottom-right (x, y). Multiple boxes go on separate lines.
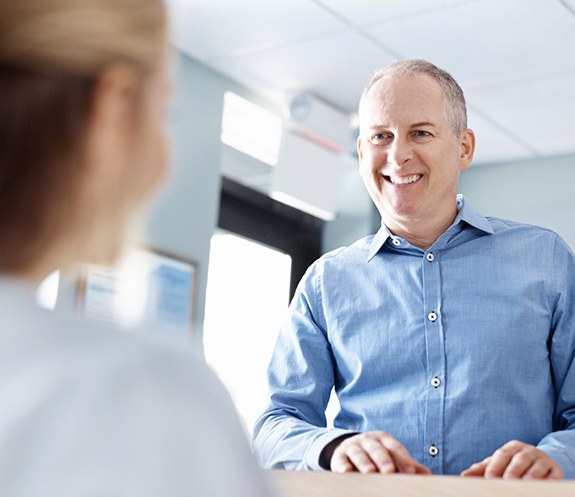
top-left (461, 440), bottom-right (563, 480)
top-left (328, 431), bottom-right (432, 474)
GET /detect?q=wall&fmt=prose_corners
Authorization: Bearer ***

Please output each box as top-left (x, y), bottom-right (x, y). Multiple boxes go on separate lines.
top-left (146, 53), bottom-right (228, 344)
top-left (459, 153), bottom-right (575, 249)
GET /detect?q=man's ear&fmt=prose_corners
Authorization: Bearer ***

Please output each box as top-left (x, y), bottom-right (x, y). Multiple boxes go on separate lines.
top-left (357, 135), bottom-right (364, 162)
top-left (459, 128), bottom-right (475, 171)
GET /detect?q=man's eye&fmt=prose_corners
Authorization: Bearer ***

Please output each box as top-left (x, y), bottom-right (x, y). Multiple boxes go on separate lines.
top-left (369, 133), bottom-right (390, 144)
top-left (415, 130), bottom-right (431, 138)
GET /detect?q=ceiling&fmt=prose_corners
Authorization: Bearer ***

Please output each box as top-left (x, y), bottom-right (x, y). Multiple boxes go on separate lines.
top-left (167, 0), bottom-right (575, 166)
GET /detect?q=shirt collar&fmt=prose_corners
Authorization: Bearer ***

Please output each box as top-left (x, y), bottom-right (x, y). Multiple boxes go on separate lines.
top-left (367, 194), bottom-right (494, 261)
top-left (453, 194), bottom-right (495, 235)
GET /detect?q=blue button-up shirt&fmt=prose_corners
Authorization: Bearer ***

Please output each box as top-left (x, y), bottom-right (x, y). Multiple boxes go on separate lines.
top-left (253, 195), bottom-right (575, 477)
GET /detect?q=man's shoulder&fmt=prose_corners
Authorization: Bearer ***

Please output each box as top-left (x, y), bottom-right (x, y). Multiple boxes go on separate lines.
top-left (479, 216), bottom-right (574, 258)
top-left (486, 216), bottom-right (553, 232)
top-left (484, 216), bottom-right (562, 241)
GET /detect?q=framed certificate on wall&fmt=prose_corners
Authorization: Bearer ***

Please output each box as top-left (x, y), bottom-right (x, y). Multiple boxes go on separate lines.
top-left (78, 246), bottom-right (197, 339)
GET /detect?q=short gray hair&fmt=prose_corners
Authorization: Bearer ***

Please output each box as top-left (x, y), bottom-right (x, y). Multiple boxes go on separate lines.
top-left (359, 59), bottom-right (468, 137)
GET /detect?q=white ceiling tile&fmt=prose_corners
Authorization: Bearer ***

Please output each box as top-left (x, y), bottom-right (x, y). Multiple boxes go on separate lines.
top-left (315, 0), bottom-right (481, 26)
top-left (467, 73), bottom-right (575, 157)
top-left (208, 31), bottom-right (397, 111)
top-left (364, 0), bottom-right (575, 88)
top-left (168, 0), bottom-right (345, 62)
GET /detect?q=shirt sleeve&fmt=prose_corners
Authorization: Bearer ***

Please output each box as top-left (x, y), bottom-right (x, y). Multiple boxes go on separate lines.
top-left (252, 262), bottom-right (355, 470)
top-left (537, 235), bottom-right (575, 478)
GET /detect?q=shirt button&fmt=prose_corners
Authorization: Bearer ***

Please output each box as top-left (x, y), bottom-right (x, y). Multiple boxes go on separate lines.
top-left (392, 238), bottom-right (401, 246)
top-left (428, 445), bottom-right (439, 457)
top-left (431, 377), bottom-right (441, 388)
top-left (427, 311), bottom-right (437, 322)
top-left (426, 252), bottom-right (434, 262)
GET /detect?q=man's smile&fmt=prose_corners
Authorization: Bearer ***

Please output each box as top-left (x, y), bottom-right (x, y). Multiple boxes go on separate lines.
top-left (384, 174), bottom-right (423, 185)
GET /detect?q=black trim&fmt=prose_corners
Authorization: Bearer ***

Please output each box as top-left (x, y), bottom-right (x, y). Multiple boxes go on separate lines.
top-left (218, 177), bottom-right (323, 299)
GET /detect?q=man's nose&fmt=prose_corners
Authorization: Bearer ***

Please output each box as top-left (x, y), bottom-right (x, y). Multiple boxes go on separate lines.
top-left (386, 137), bottom-right (413, 167)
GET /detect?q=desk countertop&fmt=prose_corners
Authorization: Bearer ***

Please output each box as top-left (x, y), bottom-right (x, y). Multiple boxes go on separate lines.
top-left (267, 470), bottom-right (575, 497)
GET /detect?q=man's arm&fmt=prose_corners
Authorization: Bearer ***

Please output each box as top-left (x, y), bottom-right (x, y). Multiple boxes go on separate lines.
top-left (253, 264), bottom-right (354, 470)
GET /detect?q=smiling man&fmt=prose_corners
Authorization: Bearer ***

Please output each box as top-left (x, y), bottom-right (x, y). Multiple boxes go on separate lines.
top-left (253, 60), bottom-right (575, 480)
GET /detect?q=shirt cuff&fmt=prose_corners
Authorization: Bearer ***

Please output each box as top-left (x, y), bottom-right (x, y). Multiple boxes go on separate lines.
top-left (304, 429), bottom-right (357, 471)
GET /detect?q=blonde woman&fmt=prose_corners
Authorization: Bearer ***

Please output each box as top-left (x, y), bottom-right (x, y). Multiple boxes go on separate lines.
top-left (0, 1), bottom-right (270, 495)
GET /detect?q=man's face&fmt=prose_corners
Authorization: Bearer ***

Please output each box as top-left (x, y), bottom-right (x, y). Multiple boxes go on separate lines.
top-left (357, 73), bottom-right (474, 231)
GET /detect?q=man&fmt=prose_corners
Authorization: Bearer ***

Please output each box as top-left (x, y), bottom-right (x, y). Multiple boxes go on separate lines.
top-left (253, 59), bottom-right (575, 479)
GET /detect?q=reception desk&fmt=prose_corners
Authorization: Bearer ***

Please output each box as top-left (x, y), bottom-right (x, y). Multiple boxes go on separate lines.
top-left (268, 470), bottom-right (575, 497)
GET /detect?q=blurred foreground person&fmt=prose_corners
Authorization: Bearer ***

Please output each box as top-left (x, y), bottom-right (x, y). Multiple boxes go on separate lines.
top-left (0, 1), bottom-right (270, 495)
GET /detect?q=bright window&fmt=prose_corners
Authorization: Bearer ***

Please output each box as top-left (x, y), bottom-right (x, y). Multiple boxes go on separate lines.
top-left (203, 231), bottom-right (291, 435)
top-left (220, 91), bottom-right (283, 166)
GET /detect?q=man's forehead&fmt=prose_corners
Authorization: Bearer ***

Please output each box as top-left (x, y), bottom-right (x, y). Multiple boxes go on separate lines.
top-left (360, 74), bottom-right (446, 123)
top-left (368, 73), bottom-right (442, 100)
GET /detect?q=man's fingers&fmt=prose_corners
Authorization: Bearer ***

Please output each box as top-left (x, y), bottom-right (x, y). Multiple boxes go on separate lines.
top-left (523, 459), bottom-right (554, 480)
top-left (347, 441), bottom-right (387, 474)
top-left (484, 442), bottom-right (520, 478)
top-left (460, 458), bottom-right (490, 477)
top-left (461, 441), bottom-right (564, 481)
top-left (332, 438), bottom-right (383, 473)
top-left (379, 434), bottom-right (419, 474)
top-left (501, 445), bottom-right (549, 479)
top-left (360, 436), bottom-right (398, 473)
top-left (522, 455), bottom-right (563, 480)
top-left (330, 453), bottom-right (354, 473)
top-left (330, 431), bottom-right (431, 475)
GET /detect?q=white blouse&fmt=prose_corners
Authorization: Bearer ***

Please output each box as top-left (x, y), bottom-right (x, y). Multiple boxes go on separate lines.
top-left (0, 276), bottom-right (271, 497)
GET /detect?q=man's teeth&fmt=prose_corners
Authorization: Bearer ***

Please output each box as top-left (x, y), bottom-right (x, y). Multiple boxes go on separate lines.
top-left (389, 174), bottom-right (422, 185)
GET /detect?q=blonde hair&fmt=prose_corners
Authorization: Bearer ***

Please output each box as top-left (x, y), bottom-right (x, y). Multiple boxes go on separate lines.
top-left (0, 0), bottom-right (166, 75)
top-left (0, 0), bottom-right (166, 273)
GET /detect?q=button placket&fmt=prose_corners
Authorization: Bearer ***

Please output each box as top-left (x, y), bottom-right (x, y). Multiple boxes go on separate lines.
top-left (422, 244), bottom-right (445, 473)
